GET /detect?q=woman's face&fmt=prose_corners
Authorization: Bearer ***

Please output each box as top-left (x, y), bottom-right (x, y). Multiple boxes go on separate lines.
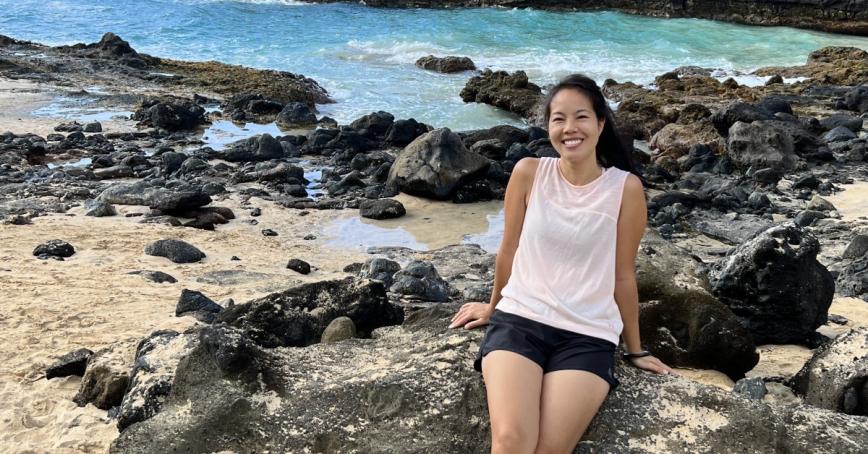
top-left (547, 88), bottom-right (605, 162)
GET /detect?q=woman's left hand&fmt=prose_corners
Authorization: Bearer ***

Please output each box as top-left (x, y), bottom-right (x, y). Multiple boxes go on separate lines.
top-left (630, 355), bottom-right (675, 375)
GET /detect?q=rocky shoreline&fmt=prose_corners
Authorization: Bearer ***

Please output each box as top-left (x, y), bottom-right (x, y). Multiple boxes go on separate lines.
top-left (306, 0), bottom-right (868, 36)
top-left (1, 32), bottom-right (867, 453)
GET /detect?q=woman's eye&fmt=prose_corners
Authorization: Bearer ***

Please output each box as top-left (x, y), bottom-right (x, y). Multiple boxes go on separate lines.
top-left (552, 118), bottom-right (564, 122)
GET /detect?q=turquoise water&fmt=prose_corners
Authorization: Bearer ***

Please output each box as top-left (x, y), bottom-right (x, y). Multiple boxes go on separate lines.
top-left (4, 0), bottom-right (868, 130)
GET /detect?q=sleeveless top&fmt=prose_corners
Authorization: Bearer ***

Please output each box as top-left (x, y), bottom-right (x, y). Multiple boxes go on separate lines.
top-left (496, 157), bottom-right (631, 345)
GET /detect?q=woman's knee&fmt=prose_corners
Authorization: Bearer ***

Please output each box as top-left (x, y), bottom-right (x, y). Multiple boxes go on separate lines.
top-left (491, 423), bottom-right (538, 453)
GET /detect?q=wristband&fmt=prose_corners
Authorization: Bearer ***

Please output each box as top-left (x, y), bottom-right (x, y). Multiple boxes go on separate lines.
top-left (621, 350), bottom-right (652, 360)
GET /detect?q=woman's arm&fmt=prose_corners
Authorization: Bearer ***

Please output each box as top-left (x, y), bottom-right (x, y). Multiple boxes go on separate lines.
top-left (449, 158), bottom-right (538, 329)
top-left (614, 174), bottom-right (673, 374)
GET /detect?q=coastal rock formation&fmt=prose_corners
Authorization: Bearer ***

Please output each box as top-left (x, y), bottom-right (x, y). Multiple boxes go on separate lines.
top-left (460, 69), bottom-right (543, 120)
top-left (312, 1), bottom-right (868, 35)
top-left (415, 55), bottom-right (476, 73)
top-left (215, 278), bottom-right (404, 348)
top-left (636, 230), bottom-right (758, 378)
top-left (791, 328), bottom-right (868, 415)
top-left (144, 239), bottom-right (206, 264)
top-left (111, 306), bottom-right (868, 453)
top-left (131, 98), bottom-right (207, 131)
top-left (97, 179), bottom-right (212, 211)
top-left (726, 121), bottom-right (801, 171)
top-left (389, 260), bottom-right (451, 302)
top-left (387, 128), bottom-right (489, 199)
top-left (708, 224), bottom-right (835, 344)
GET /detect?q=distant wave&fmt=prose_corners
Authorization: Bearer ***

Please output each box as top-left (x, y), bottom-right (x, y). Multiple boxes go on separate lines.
top-left (194, 0), bottom-right (313, 6)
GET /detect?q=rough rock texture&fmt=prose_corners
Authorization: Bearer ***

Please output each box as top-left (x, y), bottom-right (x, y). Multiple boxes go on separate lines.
top-left (132, 98), bottom-right (206, 131)
top-left (117, 330), bottom-right (199, 431)
top-left (636, 230), bottom-right (758, 378)
top-left (97, 179), bottom-right (212, 211)
top-left (33, 239), bottom-right (75, 258)
top-left (837, 255), bottom-right (868, 301)
top-left (358, 257), bottom-right (402, 288)
top-left (415, 55), bottom-right (476, 73)
top-left (111, 306), bottom-right (868, 453)
top-left (387, 128), bottom-right (489, 200)
top-left (389, 260), bottom-right (451, 302)
top-left (144, 239), bottom-right (206, 264)
top-left (726, 121), bottom-right (800, 171)
top-left (359, 198), bottom-right (406, 219)
top-left (216, 278), bottom-right (404, 348)
top-left (708, 224), bottom-right (835, 344)
top-left (791, 328), bottom-right (868, 416)
top-left (459, 69), bottom-right (543, 119)
top-left (176, 289), bottom-right (222, 318)
top-left (74, 343), bottom-right (133, 410)
top-left (46, 348), bottom-right (93, 379)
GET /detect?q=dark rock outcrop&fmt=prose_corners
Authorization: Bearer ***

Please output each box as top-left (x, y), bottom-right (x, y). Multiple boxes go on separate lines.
top-left (359, 198), bottom-right (406, 219)
top-left (33, 239), bottom-right (75, 259)
top-left (459, 69), bottom-right (543, 119)
top-left (415, 55), bottom-right (476, 73)
top-left (707, 224), bottom-right (835, 344)
top-left (216, 278), bottom-right (404, 348)
top-left (46, 348), bottom-right (93, 379)
top-left (97, 179), bottom-right (212, 211)
top-left (144, 239), bottom-right (206, 264)
top-left (389, 261), bottom-right (451, 302)
top-left (386, 128), bottom-right (489, 200)
top-left (791, 328), bottom-right (868, 415)
top-left (111, 306), bottom-right (868, 453)
top-left (132, 98), bottom-right (206, 131)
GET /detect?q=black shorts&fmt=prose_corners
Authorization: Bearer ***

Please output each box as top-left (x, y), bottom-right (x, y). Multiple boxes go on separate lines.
top-left (474, 310), bottom-right (619, 389)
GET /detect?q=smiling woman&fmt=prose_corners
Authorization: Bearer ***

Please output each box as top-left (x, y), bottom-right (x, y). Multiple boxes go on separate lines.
top-left (450, 74), bottom-right (670, 453)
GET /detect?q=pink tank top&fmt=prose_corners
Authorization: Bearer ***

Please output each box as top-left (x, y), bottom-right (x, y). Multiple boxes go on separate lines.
top-left (496, 157), bottom-right (630, 345)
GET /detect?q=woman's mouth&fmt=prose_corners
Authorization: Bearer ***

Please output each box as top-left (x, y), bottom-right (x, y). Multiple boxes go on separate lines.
top-left (562, 138), bottom-right (584, 148)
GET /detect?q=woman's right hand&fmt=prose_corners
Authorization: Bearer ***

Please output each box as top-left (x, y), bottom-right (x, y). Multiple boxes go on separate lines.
top-left (449, 302), bottom-right (493, 329)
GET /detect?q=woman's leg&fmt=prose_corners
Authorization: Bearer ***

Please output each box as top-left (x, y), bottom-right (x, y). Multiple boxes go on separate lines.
top-left (482, 350), bottom-right (544, 454)
top-left (533, 371), bottom-right (609, 454)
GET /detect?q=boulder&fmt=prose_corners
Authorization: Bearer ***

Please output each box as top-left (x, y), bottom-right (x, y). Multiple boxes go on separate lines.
top-left (710, 102), bottom-right (774, 136)
top-left (358, 257), bottom-right (402, 288)
top-left (389, 260), bottom-right (450, 302)
top-left (131, 270), bottom-right (177, 284)
top-left (726, 121), bottom-right (800, 171)
top-left (73, 344), bottom-right (132, 410)
top-left (360, 198), bottom-right (406, 220)
top-left (459, 69), bottom-right (543, 119)
top-left (118, 330), bottom-right (199, 431)
top-left (843, 85), bottom-right (868, 113)
top-left (823, 126), bottom-right (858, 143)
top-left (84, 200), bottom-right (117, 217)
top-left (385, 118), bottom-right (430, 147)
top-left (650, 120), bottom-right (723, 159)
top-left (350, 111), bottom-right (394, 137)
top-left (216, 278), bottom-right (404, 348)
top-left (144, 239), bottom-right (205, 264)
top-left (415, 55), bottom-right (476, 73)
top-left (220, 133), bottom-right (285, 162)
top-left (33, 239), bottom-right (75, 258)
top-left (707, 224), bottom-right (835, 344)
top-left (791, 328), bottom-right (868, 415)
top-left (97, 179), bottom-right (211, 211)
top-left (286, 258), bottom-right (311, 275)
top-left (636, 230), bottom-right (758, 378)
top-left (387, 128), bottom-right (489, 200)
top-left (132, 98), bottom-right (206, 131)
top-left (111, 306), bottom-right (868, 453)
top-left (320, 316), bottom-right (357, 343)
top-left (46, 348), bottom-right (93, 379)
top-left (843, 235), bottom-right (868, 259)
top-left (275, 102), bottom-right (317, 128)
top-left (836, 255), bottom-right (868, 301)
top-left (176, 289), bottom-right (222, 319)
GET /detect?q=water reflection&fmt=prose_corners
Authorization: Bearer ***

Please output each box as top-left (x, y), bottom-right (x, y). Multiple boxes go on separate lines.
top-left (325, 194), bottom-right (504, 253)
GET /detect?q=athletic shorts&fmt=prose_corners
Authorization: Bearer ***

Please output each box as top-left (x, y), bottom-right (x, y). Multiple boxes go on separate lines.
top-left (474, 310), bottom-right (619, 389)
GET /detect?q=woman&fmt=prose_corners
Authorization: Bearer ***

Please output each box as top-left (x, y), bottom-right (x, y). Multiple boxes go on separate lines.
top-left (449, 74), bottom-right (672, 454)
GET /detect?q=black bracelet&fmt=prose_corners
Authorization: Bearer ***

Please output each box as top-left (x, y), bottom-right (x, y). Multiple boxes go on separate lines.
top-left (621, 350), bottom-right (652, 360)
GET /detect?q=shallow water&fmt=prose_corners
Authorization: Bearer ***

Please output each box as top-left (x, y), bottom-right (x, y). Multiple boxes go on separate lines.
top-left (5, 1), bottom-right (868, 130)
top-left (325, 194), bottom-right (504, 252)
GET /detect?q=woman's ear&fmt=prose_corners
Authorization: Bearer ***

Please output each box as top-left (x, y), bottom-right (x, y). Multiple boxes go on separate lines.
top-left (598, 117), bottom-right (606, 133)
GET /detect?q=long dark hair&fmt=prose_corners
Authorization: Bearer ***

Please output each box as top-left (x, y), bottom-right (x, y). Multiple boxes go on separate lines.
top-left (543, 74), bottom-right (640, 177)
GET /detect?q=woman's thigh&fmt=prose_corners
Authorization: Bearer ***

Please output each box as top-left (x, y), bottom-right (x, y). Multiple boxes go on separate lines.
top-left (535, 370), bottom-right (609, 454)
top-left (482, 350), bottom-right (544, 450)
